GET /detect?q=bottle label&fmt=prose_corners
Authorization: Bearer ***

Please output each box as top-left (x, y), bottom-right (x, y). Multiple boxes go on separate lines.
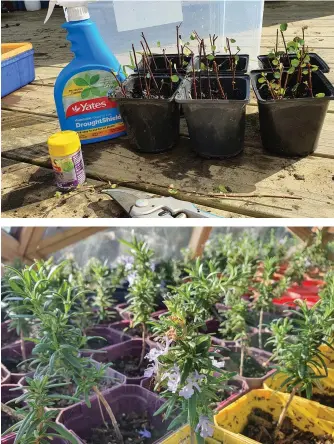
top-left (62, 69), bottom-right (126, 141)
top-left (51, 150), bottom-right (86, 190)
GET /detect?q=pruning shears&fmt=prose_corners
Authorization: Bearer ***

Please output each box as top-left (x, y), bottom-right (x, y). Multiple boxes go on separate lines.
top-left (102, 187), bottom-right (221, 218)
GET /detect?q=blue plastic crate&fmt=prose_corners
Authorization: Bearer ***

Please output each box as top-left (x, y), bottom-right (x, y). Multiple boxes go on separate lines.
top-left (1, 43), bottom-right (35, 98)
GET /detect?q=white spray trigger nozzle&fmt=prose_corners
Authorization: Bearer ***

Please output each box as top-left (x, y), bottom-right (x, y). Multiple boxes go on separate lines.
top-left (44, 0), bottom-right (92, 24)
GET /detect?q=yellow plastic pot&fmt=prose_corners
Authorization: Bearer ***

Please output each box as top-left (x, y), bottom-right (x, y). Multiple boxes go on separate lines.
top-left (214, 389), bottom-right (334, 444)
top-left (320, 344), bottom-right (334, 369)
top-left (157, 424), bottom-right (248, 444)
top-left (263, 371), bottom-right (334, 422)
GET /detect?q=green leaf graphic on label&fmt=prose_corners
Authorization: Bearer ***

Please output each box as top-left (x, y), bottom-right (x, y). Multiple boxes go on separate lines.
top-left (90, 87), bottom-right (101, 97)
top-left (90, 74), bottom-right (100, 85)
top-left (74, 77), bottom-right (89, 86)
top-left (62, 161), bottom-right (74, 172)
top-left (81, 88), bottom-right (91, 99)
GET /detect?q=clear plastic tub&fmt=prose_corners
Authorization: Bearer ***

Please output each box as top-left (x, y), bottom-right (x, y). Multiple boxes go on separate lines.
top-left (89, 1), bottom-right (265, 71)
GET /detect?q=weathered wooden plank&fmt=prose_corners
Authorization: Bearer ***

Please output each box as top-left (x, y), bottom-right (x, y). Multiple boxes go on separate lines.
top-left (1, 158), bottom-right (245, 219)
top-left (1, 158), bottom-right (126, 218)
top-left (2, 111), bottom-right (333, 218)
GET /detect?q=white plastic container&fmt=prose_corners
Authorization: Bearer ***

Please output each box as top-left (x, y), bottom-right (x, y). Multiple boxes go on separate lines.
top-left (89, 0), bottom-right (265, 71)
top-left (24, 1), bottom-right (41, 11)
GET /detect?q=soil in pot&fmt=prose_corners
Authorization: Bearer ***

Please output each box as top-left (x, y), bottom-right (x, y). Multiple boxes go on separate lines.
top-left (212, 382), bottom-right (243, 409)
top-left (1, 357), bottom-right (28, 374)
top-left (145, 54), bottom-right (192, 74)
top-left (250, 332), bottom-right (274, 353)
top-left (1, 330), bottom-right (19, 347)
top-left (191, 76), bottom-right (246, 100)
top-left (96, 311), bottom-right (122, 325)
top-left (242, 408), bottom-right (334, 444)
top-left (120, 75), bottom-right (180, 100)
top-left (221, 350), bottom-right (269, 378)
top-left (303, 392), bottom-right (334, 409)
top-left (84, 411), bottom-right (160, 444)
top-left (198, 54), bottom-right (248, 72)
top-left (112, 355), bottom-right (148, 378)
top-left (49, 377), bottom-right (117, 408)
top-left (112, 356), bottom-right (149, 378)
top-left (86, 336), bottom-right (111, 350)
top-left (2, 401), bottom-right (24, 433)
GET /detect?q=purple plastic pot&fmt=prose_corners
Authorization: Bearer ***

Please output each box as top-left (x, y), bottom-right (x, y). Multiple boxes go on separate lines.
top-left (107, 320), bottom-right (141, 339)
top-left (216, 378), bottom-right (250, 411)
top-left (1, 341), bottom-right (35, 383)
top-left (151, 309), bottom-right (168, 320)
top-left (2, 385), bottom-right (24, 441)
top-left (247, 328), bottom-right (273, 353)
top-left (84, 326), bottom-right (131, 352)
top-left (115, 303), bottom-right (132, 320)
top-left (56, 385), bottom-right (170, 443)
top-left (219, 344), bottom-right (275, 390)
top-left (1, 363), bottom-right (11, 384)
top-left (90, 339), bottom-right (149, 385)
top-left (1, 321), bottom-right (19, 348)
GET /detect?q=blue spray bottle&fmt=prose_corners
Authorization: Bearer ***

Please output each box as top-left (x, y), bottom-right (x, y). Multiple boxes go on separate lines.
top-left (45, 1), bottom-right (126, 144)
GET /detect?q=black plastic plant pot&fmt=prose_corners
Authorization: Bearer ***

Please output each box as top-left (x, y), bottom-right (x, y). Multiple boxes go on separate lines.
top-left (257, 52), bottom-right (330, 73)
top-left (113, 75), bottom-right (180, 153)
top-left (250, 69), bottom-right (334, 157)
top-left (175, 75), bottom-right (250, 158)
top-left (137, 53), bottom-right (193, 75)
top-left (194, 54), bottom-right (249, 73)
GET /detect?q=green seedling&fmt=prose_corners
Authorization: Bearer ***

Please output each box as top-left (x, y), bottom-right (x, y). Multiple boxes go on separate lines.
top-left (270, 300), bottom-right (334, 437)
top-left (259, 23), bottom-right (324, 99)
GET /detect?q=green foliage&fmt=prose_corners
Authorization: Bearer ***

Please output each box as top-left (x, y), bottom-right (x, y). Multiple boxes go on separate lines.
top-left (86, 258), bottom-right (117, 324)
top-left (121, 236), bottom-right (158, 329)
top-left (270, 300), bottom-right (334, 399)
top-left (149, 292), bottom-right (233, 441)
top-left (2, 375), bottom-right (78, 443)
top-left (260, 24), bottom-right (324, 99)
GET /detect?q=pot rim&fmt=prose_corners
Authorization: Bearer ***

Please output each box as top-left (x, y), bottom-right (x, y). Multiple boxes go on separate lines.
top-left (250, 68), bottom-right (334, 103)
top-left (175, 74), bottom-right (251, 104)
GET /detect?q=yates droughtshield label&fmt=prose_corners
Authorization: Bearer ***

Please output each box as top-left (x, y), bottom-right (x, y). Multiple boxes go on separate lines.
top-left (62, 69), bottom-right (126, 141)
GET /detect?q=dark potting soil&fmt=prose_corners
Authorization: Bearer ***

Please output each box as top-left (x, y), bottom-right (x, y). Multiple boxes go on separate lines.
top-left (1, 330), bottom-right (19, 347)
top-left (1, 401), bottom-right (25, 434)
top-left (149, 54), bottom-right (192, 72)
top-left (50, 378), bottom-right (117, 408)
top-left (222, 351), bottom-right (268, 378)
top-left (97, 310), bottom-right (122, 325)
top-left (191, 76), bottom-right (246, 101)
top-left (112, 355), bottom-right (148, 378)
top-left (199, 55), bottom-right (247, 72)
top-left (257, 71), bottom-right (328, 101)
top-left (305, 392), bottom-right (334, 409)
top-left (86, 336), bottom-right (111, 350)
top-left (1, 357), bottom-right (28, 373)
top-left (85, 411), bottom-right (160, 444)
top-left (242, 408), bottom-right (334, 444)
top-left (125, 76), bottom-right (180, 100)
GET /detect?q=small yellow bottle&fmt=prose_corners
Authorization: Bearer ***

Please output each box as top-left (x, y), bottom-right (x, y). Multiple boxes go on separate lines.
top-left (47, 130), bottom-right (86, 190)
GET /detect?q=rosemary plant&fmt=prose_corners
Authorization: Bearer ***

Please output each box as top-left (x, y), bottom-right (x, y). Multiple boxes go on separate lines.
top-left (270, 300), bottom-right (334, 436)
top-left (148, 295), bottom-right (233, 443)
top-left (2, 375), bottom-right (78, 444)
